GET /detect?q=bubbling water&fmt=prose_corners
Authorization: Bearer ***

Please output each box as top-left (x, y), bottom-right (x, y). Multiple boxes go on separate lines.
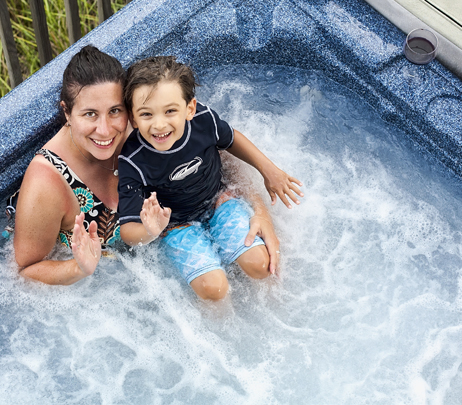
top-left (1, 65), bottom-right (462, 404)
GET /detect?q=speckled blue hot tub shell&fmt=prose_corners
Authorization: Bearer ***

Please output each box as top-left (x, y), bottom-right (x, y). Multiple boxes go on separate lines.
top-left (1, 0), bottom-right (461, 198)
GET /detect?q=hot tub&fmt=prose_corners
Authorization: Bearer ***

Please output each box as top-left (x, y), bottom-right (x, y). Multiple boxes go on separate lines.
top-left (1, 0), bottom-right (461, 403)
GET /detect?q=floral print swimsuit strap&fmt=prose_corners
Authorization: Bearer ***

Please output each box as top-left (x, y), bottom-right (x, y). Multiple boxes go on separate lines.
top-left (36, 149), bottom-right (120, 249)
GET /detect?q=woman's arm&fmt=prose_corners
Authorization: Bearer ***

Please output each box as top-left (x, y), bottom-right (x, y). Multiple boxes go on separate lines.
top-left (14, 159), bottom-right (99, 285)
top-left (226, 129), bottom-right (304, 209)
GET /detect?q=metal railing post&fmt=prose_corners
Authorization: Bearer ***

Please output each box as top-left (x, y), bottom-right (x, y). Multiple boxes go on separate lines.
top-left (64, 0), bottom-right (81, 45)
top-left (29, 0), bottom-right (53, 66)
top-left (0, 0), bottom-right (22, 87)
top-left (98, 0), bottom-right (113, 24)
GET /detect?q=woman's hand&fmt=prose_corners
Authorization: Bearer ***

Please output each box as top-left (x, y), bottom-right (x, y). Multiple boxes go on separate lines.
top-left (140, 192), bottom-right (171, 238)
top-left (71, 212), bottom-right (101, 276)
top-left (245, 213), bottom-right (280, 276)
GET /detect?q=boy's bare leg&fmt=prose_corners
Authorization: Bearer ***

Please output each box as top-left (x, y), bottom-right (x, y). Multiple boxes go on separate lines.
top-left (236, 245), bottom-right (270, 279)
top-left (190, 269), bottom-right (229, 301)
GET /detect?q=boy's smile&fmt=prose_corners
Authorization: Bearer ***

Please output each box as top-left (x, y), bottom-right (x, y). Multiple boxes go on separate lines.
top-left (131, 81), bottom-right (196, 151)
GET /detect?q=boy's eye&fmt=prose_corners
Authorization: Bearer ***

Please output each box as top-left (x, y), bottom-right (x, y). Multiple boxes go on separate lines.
top-left (140, 112), bottom-right (151, 117)
top-left (166, 109), bottom-right (176, 114)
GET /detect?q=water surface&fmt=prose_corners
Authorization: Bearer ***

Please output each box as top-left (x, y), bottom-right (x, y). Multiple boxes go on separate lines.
top-left (1, 65), bottom-right (461, 404)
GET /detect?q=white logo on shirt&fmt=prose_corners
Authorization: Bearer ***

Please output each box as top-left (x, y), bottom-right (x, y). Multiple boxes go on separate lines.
top-left (169, 157), bottom-right (203, 181)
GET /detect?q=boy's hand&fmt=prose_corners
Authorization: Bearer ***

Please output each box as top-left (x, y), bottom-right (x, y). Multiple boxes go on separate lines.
top-left (263, 167), bottom-right (303, 209)
top-left (246, 214), bottom-right (280, 275)
top-left (140, 192), bottom-right (171, 238)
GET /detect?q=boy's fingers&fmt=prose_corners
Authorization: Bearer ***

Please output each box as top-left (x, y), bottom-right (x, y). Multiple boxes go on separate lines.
top-left (265, 241), bottom-right (280, 275)
top-left (278, 192), bottom-right (292, 209)
top-left (269, 256), bottom-right (277, 275)
top-left (269, 190), bottom-right (277, 206)
top-left (245, 224), bottom-right (258, 246)
top-left (289, 183), bottom-right (304, 197)
top-left (286, 189), bottom-right (300, 205)
top-left (289, 176), bottom-right (303, 187)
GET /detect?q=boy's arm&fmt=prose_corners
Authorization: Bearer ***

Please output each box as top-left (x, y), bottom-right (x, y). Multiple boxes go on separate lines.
top-left (245, 193), bottom-right (280, 275)
top-left (226, 130), bottom-right (304, 208)
top-left (120, 193), bottom-right (171, 246)
top-left (220, 152), bottom-right (281, 274)
top-left (120, 222), bottom-right (157, 246)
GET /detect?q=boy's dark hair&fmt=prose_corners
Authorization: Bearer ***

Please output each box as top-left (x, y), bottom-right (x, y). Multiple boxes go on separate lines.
top-left (60, 45), bottom-right (125, 115)
top-left (124, 56), bottom-right (197, 112)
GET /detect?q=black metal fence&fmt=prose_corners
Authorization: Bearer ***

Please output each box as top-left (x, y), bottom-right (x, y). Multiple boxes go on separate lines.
top-left (0, 0), bottom-right (120, 89)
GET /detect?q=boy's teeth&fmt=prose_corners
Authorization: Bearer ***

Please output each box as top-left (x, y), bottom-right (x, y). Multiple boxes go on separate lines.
top-left (93, 138), bottom-right (113, 146)
top-left (155, 132), bottom-right (170, 138)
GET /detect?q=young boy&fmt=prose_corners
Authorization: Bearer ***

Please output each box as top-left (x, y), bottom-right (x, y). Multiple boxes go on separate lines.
top-left (118, 56), bottom-right (302, 300)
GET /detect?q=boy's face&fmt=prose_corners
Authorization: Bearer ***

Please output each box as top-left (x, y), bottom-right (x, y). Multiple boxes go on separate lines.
top-left (130, 80), bottom-right (196, 151)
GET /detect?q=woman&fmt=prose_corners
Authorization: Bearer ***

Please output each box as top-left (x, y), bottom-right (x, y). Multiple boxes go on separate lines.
top-left (13, 45), bottom-right (303, 286)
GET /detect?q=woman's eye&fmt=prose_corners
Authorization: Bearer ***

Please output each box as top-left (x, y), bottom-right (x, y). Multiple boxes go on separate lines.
top-left (110, 108), bottom-right (121, 115)
top-left (85, 111), bottom-right (96, 118)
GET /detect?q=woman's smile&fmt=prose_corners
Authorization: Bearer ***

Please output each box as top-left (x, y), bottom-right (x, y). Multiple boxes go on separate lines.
top-left (91, 136), bottom-right (116, 147)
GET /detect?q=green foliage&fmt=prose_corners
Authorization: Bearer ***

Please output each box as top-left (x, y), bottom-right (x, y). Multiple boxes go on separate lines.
top-left (0, 0), bottom-right (127, 97)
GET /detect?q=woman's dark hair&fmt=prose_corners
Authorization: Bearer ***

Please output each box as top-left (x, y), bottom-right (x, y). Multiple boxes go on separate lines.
top-left (124, 56), bottom-right (198, 113)
top-left (60, 45), bottom-right (125, 115)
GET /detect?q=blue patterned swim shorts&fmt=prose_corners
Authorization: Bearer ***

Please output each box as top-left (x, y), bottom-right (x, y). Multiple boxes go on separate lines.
top-left (161, 198), bottom-right (265, 284)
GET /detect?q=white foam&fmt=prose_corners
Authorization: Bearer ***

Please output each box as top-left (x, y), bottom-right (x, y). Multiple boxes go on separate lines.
top-left (1, 65), bottom-right (462, 403)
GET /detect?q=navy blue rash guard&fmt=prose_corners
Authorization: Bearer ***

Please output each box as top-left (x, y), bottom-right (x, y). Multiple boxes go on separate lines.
top-left (117, 102), bottom-right (234, 226)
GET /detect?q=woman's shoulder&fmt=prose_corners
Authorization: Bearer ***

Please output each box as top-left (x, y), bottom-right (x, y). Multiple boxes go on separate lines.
top-left (21, 153), bottom-right (73, 200)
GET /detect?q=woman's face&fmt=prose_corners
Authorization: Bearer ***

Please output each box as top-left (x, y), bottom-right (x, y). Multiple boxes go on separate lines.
top-left (64, 82), bottom-right (128, 162)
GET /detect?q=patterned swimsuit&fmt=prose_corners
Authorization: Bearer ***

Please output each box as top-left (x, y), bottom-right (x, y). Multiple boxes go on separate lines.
top-left (36, 149), bottom-right (121, 249)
